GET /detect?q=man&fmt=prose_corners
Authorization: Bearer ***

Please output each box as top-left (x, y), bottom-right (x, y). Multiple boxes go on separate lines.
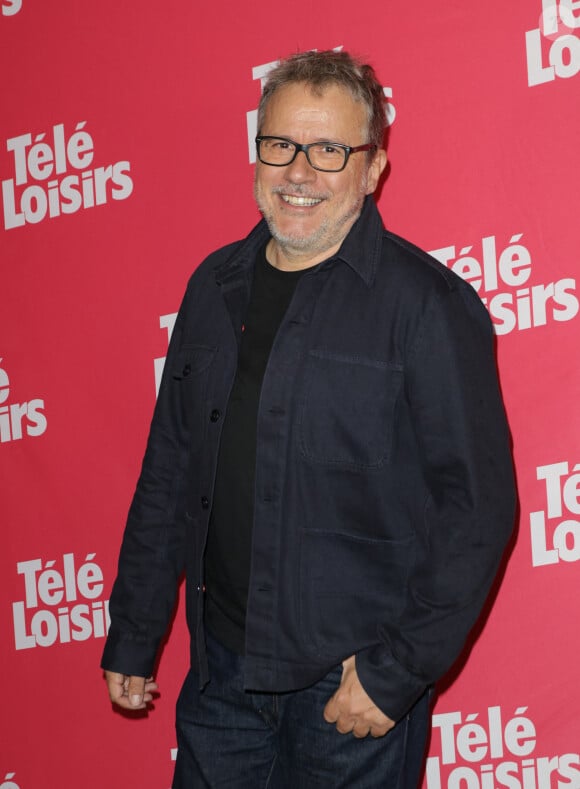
top-left (102, 50), bottom-right (515, 787)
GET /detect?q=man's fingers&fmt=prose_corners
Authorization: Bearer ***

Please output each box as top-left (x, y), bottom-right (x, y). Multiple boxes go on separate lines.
top-left (335, 718), bottom-right (355, 735)
top-left (323, 682), bottom-right (394, 738)
top-left (323, 695), bottom-right (338, 723)
top-left (105, 671), bottom-right (126, 702)
top-left (104, 671), bottom-right (156, 710)
top-left (352, 721), bottom-right (371, 738)
top-left (127, 675), bottom-right (146, 707)
top-left (323, 655), bottom-right (396, 738)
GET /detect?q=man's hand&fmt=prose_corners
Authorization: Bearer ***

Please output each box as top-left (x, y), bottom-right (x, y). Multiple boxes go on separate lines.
top-left (323, 656), bottom-right (395, 738)
top-left (105, 671), bottom-right (158, 711)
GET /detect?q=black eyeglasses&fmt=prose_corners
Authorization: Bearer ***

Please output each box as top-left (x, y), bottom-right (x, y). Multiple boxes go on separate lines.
top-left (255, 136), bottom-right (377, 173)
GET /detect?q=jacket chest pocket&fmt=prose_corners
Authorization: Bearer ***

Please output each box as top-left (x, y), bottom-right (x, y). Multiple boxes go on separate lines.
top-left (171, 344), bottom-right (217, 450)
top-left (298, 350), bottom-right (403, 470)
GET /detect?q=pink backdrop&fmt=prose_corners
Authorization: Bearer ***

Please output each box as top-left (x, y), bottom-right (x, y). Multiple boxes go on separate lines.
top-left (2, 1), bottom-right (580, 787)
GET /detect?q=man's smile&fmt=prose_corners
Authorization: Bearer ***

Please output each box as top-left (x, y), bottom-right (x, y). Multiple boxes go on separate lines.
top-left (279, 194), bottom-right (324, 207)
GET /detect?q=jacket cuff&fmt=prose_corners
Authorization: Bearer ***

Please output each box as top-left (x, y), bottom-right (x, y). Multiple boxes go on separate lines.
top-left (355, 643), bottom-right (427, 722)
top-left (100, 629), bottom-right (158, 678)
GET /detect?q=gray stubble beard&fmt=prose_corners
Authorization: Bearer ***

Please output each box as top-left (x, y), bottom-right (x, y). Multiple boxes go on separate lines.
top-left (254, 173), bottom-right (369, 262)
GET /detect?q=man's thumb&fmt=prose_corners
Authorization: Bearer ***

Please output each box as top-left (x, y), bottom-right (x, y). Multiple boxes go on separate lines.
top-left (127, 675), bottom-right (146, 706)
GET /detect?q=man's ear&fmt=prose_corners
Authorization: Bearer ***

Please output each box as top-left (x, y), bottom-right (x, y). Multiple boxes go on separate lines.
top-left (366, 149), bottom-right (388, 194)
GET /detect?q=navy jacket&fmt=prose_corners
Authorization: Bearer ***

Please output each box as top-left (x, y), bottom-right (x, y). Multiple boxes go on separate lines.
top-left (102, 197), bottom-right (516, 721)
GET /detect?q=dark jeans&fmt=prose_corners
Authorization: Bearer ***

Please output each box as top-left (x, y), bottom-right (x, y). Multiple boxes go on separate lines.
top-left (173, 634), bottom-right (431, 788)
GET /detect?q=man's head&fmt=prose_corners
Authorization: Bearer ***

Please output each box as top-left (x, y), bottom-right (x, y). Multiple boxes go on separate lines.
top-left (254, 50), bottom-right (388, 270)
top-left (257, 50), bottom-right (387, 152)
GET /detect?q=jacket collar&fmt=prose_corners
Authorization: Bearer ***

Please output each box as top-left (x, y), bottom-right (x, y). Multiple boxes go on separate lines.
top-left (332, 195), bottom-right (384, 288)
top-left (215, 195), bottom-right (384, 289)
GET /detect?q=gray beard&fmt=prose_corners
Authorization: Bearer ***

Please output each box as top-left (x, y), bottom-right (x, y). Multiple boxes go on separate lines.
top-left (254, 178), bottom-right (368, 262)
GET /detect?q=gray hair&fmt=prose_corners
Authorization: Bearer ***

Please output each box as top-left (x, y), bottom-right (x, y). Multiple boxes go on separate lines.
top-left (257, 50), bottom-right (386, 150)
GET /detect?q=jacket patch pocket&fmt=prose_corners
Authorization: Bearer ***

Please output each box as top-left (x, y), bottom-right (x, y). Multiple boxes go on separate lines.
top-left (172, 344), bottom-right (216, 380)
top-left (298, 351), bottom-right (402, 469)
top-left (299, 529), bottom-right (413, 658)
top-left (169, 344), bottom-right (217, 451)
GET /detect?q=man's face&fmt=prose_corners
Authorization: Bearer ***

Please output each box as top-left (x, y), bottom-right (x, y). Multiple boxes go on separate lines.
top-left (254, 82), bottom-right (386, 269)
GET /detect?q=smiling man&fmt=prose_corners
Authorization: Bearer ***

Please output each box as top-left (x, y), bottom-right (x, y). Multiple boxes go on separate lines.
top-left (102, 50), bottom-right (516, 788)
top-left (253, 80), bottom-right (385, 269)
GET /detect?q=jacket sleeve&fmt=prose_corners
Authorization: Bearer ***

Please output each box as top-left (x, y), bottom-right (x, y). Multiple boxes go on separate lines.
top-left (101, 284), bottom-right (194, 677)
top-left (356, 276), bottom-right (516, 721)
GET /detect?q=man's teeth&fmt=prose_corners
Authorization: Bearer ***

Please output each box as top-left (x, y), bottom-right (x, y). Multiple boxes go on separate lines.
top-left (281, 195), bottom-right (322, 206)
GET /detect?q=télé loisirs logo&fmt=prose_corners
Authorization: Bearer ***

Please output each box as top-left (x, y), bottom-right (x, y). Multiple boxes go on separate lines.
top-left (12, 552), bottom-right (110, 650)
top-left (2, 120), bottom-right (133, 229)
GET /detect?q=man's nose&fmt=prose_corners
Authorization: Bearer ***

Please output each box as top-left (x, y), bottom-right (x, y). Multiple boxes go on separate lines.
top-left (284, 149), bottom-right (317, 182)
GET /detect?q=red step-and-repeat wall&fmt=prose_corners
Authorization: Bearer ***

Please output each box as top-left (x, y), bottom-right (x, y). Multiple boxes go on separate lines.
top-left (2, 1), bottom-right (579, 787)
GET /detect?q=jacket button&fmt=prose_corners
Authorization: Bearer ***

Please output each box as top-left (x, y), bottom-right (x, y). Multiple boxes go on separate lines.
top-left (182, 364), bottom-right (191, 377)
top-left (210, 409), bottom-right (221, 422)
top-left (201, 496), bottom-right (210, 509)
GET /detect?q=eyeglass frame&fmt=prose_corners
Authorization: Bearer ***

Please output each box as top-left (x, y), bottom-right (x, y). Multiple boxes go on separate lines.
top-left (255, 135), bottom-right (377, 173)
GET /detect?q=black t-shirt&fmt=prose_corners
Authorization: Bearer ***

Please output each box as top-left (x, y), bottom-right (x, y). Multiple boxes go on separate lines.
top-left (204, 244), bottom-right (306, 653)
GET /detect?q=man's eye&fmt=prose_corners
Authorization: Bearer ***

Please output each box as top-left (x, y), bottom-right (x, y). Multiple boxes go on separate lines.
top-left (273, 141), bottom-right (292, 150)
top-left (321, 144), bottom-right (340, 155)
